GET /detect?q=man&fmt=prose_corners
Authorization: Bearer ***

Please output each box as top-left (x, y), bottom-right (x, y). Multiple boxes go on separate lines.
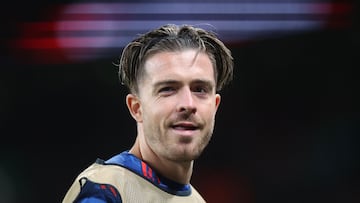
top-left (62, 24), bottom-right (234, 203)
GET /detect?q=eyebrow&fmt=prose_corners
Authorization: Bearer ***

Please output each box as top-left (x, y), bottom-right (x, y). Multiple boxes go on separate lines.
top-left (154, 79), bottom-right (178, 85)
top-left (153, 79), bottom-right (215, 90)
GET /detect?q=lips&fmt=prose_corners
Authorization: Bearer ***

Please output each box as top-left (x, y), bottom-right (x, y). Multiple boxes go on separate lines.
top-left (171, 122), bottom-right (199, 131)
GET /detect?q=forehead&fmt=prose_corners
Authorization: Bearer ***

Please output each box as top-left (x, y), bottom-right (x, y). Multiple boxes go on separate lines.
top-left (142, 50), bottom-right (215, 82)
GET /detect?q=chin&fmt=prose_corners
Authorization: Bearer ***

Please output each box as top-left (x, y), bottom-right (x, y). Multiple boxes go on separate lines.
top-left (170, 148), bottom-right (204, 162)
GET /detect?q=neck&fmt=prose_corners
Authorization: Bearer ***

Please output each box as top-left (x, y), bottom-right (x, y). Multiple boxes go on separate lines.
top-left (129, 137), bottom-right (194, 184)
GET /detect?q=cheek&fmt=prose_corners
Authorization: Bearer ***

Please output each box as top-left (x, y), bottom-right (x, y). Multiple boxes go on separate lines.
top-left (204, 99), bottom-right (219, 114)
top-left (142, 101), bottom-right (172, 122)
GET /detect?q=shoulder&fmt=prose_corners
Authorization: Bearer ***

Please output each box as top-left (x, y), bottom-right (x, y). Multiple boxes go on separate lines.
top-left (62, 161), bottom-right (128, 203)
top-left (78, 160), bottom-right (128, 183)
top-left (189, 185), bottom-right (206, 202)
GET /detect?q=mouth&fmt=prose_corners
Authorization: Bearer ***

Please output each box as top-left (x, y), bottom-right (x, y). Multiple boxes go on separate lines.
top-left (171, 122), bottom-right (199, 131)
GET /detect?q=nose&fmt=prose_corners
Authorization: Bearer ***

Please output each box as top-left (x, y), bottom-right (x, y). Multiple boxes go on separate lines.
top-left (177, 87), bottom-right (196, 114)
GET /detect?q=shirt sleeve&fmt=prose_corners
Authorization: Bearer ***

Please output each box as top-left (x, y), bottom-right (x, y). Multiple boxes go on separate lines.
top-left (73, 178), bottom-right (122, 203)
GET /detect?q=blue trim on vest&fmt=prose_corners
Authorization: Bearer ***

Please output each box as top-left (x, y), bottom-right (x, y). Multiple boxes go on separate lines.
top-left (103, 151), bottom-right (192, 196)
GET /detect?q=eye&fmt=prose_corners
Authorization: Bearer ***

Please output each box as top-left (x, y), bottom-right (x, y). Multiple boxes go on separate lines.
top-left (159, 86), bottom-right (175, 92)
top-left (192, 85), bottom-right (209, 94)
top-left (158, 86), bottom-right (177, 96)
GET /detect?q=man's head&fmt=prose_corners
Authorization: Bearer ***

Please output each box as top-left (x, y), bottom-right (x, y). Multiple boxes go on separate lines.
top-left (118, 24), bottom-right (234, 94)
top-left (117, 24), bottom-right (234, 163)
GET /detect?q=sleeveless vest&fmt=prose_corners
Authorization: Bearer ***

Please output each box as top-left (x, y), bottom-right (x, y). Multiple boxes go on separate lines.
top-left (62, 151), bottom-right (206, 203)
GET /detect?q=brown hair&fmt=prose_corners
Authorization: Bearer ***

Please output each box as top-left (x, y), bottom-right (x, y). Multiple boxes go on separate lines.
top-left (116, 24), bottom-right (234, 94)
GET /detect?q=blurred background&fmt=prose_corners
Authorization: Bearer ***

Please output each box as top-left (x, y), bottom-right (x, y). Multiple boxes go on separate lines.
top-left (0, 0), bottom-right (359, 202)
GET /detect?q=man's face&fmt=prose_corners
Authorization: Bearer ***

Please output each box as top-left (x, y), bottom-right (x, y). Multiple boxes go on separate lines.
top-left (134, 49), bottom-right (221, 162)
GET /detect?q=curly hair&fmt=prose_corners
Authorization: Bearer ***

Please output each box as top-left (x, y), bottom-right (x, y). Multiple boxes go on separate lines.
top-left (116, 24), bottom-right (234, 94)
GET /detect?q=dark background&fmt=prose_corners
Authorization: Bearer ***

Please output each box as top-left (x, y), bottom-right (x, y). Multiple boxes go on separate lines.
top-left (1, 0), bottom-right (359, 203)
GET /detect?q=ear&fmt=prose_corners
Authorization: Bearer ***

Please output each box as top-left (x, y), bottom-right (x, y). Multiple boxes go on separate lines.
top-left (126, 94), bottom-right (143, 122)
top-left (215, 93), bottom-right (221, 110)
